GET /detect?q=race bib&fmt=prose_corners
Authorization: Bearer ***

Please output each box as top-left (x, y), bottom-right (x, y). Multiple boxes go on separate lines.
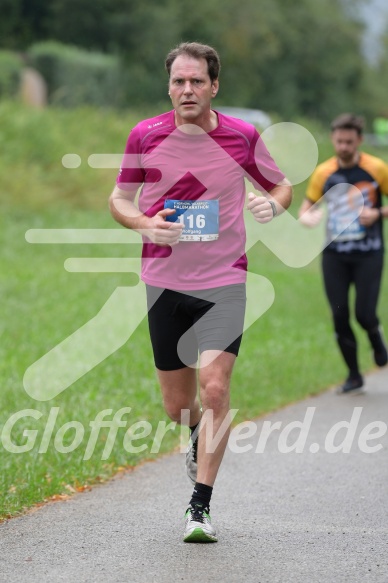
top-left (328, 214), bottom-right (366, 242)
top-left (326, 184), bottom-right (366, 242)
top-left (164, 200), bottom-right (219, 241)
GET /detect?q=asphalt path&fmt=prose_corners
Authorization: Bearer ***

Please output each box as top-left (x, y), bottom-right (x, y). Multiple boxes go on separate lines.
top-left (1, 368), bottom-right (387, 583)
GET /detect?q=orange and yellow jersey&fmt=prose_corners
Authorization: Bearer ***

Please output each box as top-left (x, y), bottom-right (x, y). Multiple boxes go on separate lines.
top-left (306, 152), bottom-right (388, 253)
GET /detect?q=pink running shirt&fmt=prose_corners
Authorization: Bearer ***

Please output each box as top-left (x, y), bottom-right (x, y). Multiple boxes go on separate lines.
top-left (117, 110), bottom-right (284, 290)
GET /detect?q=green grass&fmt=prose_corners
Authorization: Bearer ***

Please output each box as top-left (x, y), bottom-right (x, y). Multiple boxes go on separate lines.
top-left (1, 102), bottom-right (388, 520)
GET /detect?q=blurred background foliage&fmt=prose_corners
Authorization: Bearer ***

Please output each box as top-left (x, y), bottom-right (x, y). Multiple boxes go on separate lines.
top-left (0, 0), bottom-right (387, 122)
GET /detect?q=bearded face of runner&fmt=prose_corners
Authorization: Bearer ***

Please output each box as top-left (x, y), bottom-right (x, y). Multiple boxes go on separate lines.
top-left (331, 128), bottom-right (363, 167)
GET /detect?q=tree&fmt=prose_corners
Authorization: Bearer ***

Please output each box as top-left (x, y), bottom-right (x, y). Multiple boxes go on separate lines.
top-left (0, 0), bottom-right (50, 50)
top-left (1, 0), bottom-right (387, 122)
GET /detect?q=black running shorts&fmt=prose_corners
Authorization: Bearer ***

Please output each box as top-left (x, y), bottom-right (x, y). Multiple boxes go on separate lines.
top-left (146, 284), bottom-right (246, 371)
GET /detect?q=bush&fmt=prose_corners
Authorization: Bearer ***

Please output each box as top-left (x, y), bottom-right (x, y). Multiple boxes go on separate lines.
top-left (27, 41), bottom-right (122, 108)
top-left (0, 50), bottom-right (23, 98)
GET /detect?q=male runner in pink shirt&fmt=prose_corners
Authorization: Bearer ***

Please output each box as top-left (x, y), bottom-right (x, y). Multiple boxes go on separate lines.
top-left (110, 42), bottom-right (292, 542)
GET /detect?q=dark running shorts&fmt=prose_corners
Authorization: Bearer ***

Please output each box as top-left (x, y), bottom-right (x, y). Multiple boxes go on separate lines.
top-left (146, 283), bottom-right (247, 371)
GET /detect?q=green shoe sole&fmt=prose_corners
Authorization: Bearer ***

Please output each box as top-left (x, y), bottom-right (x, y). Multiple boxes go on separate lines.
top-left (184, 527), bottom-right (218, 543)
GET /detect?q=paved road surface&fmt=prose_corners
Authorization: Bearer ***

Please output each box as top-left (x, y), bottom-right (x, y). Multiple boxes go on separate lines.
top-left (1, 369), bottom-right (387, 583)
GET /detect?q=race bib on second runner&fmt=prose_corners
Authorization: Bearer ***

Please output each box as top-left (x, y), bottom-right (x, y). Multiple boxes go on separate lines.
top-left (325, 182), bottom-right (366, 243)
top-left (327, 214), bottom-right (366, 242)
top-left (164, 200), bottom-right (219, 241)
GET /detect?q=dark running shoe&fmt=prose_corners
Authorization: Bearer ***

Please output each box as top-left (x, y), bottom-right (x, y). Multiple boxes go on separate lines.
top-left (370, 327), bottom-right (388, 367)
top-left (336, 375), bottom-right (364, 395)
top-left (374, 347), bottom-right (388, 367)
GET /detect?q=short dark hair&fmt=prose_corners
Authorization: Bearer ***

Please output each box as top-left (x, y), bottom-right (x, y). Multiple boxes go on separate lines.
top-left (165, 42), bottom-right (221, 82)
top-left (330, 113), bottom-right (365, 136)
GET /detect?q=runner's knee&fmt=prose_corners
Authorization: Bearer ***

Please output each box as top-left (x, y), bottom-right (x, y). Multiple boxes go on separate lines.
top-left (200, 379), bottom-right (229, 413)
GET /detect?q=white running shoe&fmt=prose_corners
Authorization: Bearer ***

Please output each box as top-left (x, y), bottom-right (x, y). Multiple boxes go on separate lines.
top-left (183, 504), bottom-right (217, 543)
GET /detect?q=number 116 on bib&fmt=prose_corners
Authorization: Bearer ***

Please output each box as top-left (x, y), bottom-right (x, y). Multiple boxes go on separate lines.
top-left (164, 199), bottom-right (219, 242)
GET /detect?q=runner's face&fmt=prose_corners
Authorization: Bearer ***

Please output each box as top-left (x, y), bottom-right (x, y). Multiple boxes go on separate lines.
top-left (169, 55), bottom-right (218, 126)
top-left (331, 129), bottom-right (362, 165)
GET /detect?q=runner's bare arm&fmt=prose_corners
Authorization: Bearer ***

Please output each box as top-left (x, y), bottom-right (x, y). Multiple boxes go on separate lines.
top-left (298, 198), bottom-right (324, 227)
top-left (359, 206), bottom-right (382, 227)
top-left (109, 185), bottom-right (183, 246)
top-left (247, 178), bottom-right (293, 224)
